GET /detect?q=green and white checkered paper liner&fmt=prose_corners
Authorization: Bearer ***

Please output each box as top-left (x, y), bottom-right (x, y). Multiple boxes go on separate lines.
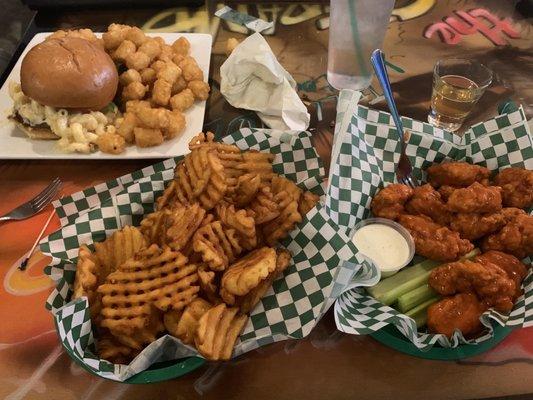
top-left (330, 89), bottom-right (533, 350)
top-left (40, 128), bottom-right (379, 381)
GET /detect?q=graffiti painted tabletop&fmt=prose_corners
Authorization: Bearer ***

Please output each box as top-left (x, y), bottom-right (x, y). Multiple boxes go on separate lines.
top-left (1, 1), bottom-right (532, 399)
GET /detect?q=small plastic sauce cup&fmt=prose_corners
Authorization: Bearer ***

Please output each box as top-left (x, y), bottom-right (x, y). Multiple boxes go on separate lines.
top-left (351, 218), bottom-right (415, 278)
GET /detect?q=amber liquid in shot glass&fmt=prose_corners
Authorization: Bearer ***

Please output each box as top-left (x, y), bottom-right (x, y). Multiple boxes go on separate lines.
top-left (430, 75), bottom-right (480, 130)
top-left (428, 59), bottom-right (492, 132)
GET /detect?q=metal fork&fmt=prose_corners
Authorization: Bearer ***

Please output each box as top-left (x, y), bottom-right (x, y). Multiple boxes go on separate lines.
top-left (370, 49), bottom-right (418, 188)
top-left (0, 178), bottom-right (61, 222)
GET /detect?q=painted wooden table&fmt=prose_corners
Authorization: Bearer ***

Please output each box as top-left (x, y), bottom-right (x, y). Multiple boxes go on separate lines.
top-left (1, 1), bottom-right (532, 399)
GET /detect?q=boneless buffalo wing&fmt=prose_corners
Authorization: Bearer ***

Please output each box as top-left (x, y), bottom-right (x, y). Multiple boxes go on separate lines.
top-left (482, 213), bottom-right (533, 259)
top-left (427, 250), bottom-right (529, 337)
top-left (427, 293), bottom-right (486, 338)
top-left (398, 215), bottom-right (473, 261)
top-left (427, 162), bottom-right (490, 188)
top-left (371, 184), bottom-right (413, 220)
top-left (449, 212), bottom-right (506, 241)
top-left (494, 167), bottom-right (533, 209)
top-left (446, 182), bottom-right (502, 214)
top-left (405, 184), bottom-right (451, 226)
top-left (368, 160), bottom-right (532, 340)
top-left (429, 259), bottom-right (516, 313)
top-left (475, 251), bottom-right (528, 299)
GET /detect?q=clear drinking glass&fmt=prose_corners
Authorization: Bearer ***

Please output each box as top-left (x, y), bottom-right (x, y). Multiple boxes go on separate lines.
top-left (428, 58), bottom-right (493, 132)
top-left (327, 0), bottom-right (395, 91)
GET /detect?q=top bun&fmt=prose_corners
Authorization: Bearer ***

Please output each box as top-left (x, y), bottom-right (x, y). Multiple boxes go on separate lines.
top-left (20, 37), bottom-right (118, 110)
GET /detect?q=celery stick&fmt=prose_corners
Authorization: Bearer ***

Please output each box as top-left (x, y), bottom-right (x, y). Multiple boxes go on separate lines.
top-left (461, 248), bottom-right (480, 260)
top-left (397, 284), bottom-right (437, 313)
top-left (405, 297), bottom-right (439, 328)
top-left (366, 259), bottom-right (440, 305)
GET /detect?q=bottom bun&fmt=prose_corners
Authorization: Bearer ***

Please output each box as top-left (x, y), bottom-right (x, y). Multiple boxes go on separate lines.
top-left (9, 115), bottom-right (59, 140)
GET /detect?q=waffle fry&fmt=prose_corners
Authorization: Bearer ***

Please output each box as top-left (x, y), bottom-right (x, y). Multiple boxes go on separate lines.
top-left (75, 134), bottom-right (325, 363)
top-left (231, 173), bottom-right (261, 207)
top-left (94, 225), bottom-right (147, 278)
top-left (247, 185), bottom-right (280, 225)
top-left (156, 180), bottom-right (178, 210)
top-left (73, 245), bottom-right (104, 326)
top-left (216, 203), bottom-right (257, 250)
top-left (164, 147), bottom-right (227, 210)
top-left (237, 249), bottom-right (292, 313)
top-left (220, 247), bottom-right (277, 305)
top-left (98, 244), bottom-right (199, 344)
top-left (193, 221), bottom-right (243, 271)
top-left (141, 203), bottom-right (206, 251)
top-left (198, 264), bottom-right (219, 303)
top-left (218, 150), bottom-right (275, 189)
top-left (298, 191), bottom-right (320, 216)
top-left (195, 303), bottom-right (248, 360)
top-left (73, 245), bottom-right (99, 302)
top-left (113, 308), bottom-right (165, 350)
top-left (188, 131), bottom-right (240, 154)
top-left (262, 190), bottom-right (303, 246)
top-left (97, 333), bottom-right (139, 364)
top-left (164, 298), bottom-right (211, 344)
top-left (166, 203), bottom-right (206, 250)
top-left (272, 175), bottom-right (302, 203)
top-left (139, 208), bottom-right (168, 245)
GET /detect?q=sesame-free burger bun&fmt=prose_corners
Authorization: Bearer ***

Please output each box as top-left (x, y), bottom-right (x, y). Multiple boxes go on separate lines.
top-left (20, 37), bottom-right (118, 110)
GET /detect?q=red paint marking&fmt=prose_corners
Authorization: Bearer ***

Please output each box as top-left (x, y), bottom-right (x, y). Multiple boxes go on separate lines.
top-left (424, 22), bottom-right (462, 44)
top-left (424, 8), bottom-right (521, 45)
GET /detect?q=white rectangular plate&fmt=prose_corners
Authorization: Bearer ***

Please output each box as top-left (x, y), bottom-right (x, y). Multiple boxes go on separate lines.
top-left (0, 32), bottom-right (212, 159)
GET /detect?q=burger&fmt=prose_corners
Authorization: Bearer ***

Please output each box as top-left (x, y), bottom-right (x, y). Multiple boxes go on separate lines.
top-left (9, 36), bottom-right (119, 141)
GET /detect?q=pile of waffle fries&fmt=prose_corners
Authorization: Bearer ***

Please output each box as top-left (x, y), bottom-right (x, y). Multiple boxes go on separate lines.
top-left (72, 132), bottom-right (320, 362)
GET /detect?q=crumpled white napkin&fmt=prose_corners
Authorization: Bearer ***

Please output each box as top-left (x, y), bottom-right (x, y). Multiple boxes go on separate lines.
top-left (220, 32), bottom-right (310, 132)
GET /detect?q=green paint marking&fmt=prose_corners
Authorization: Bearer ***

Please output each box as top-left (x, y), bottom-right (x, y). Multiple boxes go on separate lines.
top-left (384, 60), bottom-right (405, 73)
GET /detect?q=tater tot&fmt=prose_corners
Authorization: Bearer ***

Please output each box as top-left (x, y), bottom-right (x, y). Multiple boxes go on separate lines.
top-left (140, 68), bottom-right (157, 85)
top-left (180, 58), bottom-right (203, 81)
top-left (188, 80), bottom-right (210, 101)
top-left (125, 51), bottom-right (151, 70)
top-left (166, 111), bottom-right (186, 139)
top-left (136, 106), bottom-right (169, 129)
top-left (154, 36), bottom-right (166, 47)
top-left (157, 62), bottom-right (181, 84)
top-left (113, 40), bottom-right (136, 62)
top-left (157, 44), bottom-right (174, 62)
top-left (97, 133), bottom-right (126, 154)
top-left (102, 29), bottom-right (126, 50)
top-left (151, 79), bottom-right (172, 106)
top-left (172, 53), bottom-right (185, 66)
top-left (171, 37), bottom-right (190, 56)
top-left (138, 38), bottom-right (161, 61)
top-left (108, 23), bottom-right (130, 32)
top-left (116, 112), bottom-right (137, 143)
top-left (122, 81), bottom-right (147, 101)
top-left (150, 60), bottom-right (167, 73)
top-left (119, 69), bottom-right (142, 86)
top-left (125, 26), bottom-right (146, 47)
top-left (171, 76), bottom-right (188, 94)
top-left (125, 100), bottom-right (150, 113)
top-left (170, 88), bottom-right (195, 111)
top-left (134, 127), bottom-right (164, 147)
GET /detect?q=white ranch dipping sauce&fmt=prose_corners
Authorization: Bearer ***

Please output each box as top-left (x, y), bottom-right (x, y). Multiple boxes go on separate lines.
top-left (352, 223), bottom-right (411, 277)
